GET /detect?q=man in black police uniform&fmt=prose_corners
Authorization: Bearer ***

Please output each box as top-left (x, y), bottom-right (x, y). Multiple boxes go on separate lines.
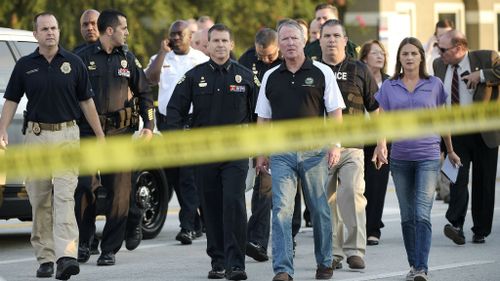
top-left (0, 12), bottom-right (104, 280)
top-left (238, 27), bottom-right (280, 263)
top-left (167, 24), bottom-right (256, 280)
top-left (304, 3), bottom-right (358, 61)
top-left (239, 28), bottom-right (302, 262)
top-left (73, 9), bottom-right (100, 53)
top-left (75, 9), bottom-right (155, 266)
top-left (320, 19), bottom-right (379, 270)
top-left (73, 8), bottom-right (103, 257)
top-left (73, 8), bottom-right (146, 256)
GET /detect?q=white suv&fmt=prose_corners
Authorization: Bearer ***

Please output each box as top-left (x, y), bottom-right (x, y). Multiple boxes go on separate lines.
top-left (0, 27), bottom-right (37, 220)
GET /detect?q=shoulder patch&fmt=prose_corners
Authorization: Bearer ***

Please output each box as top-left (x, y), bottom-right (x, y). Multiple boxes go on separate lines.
top-left (135, 58), bottom-right (142, 69)
top-left (253, 75), bottom-right (261, 87)
top-left (177, 75), bottom-right (186, 85)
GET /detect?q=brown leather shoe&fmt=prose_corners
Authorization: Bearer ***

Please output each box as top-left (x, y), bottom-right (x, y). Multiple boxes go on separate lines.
top-left (315, 265), bottom-right (333, 280)
top-left (272, 272), bottom-right (293, 281)
top-left (347, 255), bottom-right (365, 269)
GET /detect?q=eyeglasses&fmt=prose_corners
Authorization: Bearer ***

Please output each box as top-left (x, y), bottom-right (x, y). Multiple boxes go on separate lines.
top-left (438, 45), bottom-right (456, 54)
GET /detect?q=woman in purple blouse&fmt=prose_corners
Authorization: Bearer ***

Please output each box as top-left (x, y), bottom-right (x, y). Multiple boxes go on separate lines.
top-left (372, 37), bottom-right (461, 281)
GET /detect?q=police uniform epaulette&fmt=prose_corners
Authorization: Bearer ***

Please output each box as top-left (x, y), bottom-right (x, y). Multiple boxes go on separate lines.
top-left (231, 60), bottom-right (253, 77)
top-left (74, 42), bottom-right (98, 56)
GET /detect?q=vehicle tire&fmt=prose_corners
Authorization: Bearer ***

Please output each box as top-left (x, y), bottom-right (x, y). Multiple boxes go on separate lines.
top-left (134, 169), bottom-right (172, 239)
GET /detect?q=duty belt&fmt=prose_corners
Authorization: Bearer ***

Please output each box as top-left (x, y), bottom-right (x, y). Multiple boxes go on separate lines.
top-left (28, 120), bottom-right (76, 135)
top-left (98, 107), bottom-right (134, 132)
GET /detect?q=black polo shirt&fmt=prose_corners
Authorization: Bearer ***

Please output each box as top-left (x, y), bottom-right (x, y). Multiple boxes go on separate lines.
top-left (256, 58), bottom-right (344, 121)
top-left (322, 57), bottom-right (379, 115)
top-left (4, 46), bottom-right (93, 123)
top-left (238, 46), bottom-right (282, 88)
top-left (166, 59), bottom-right (257, 129)
top-left (76, 41), bottom-right (154, 133)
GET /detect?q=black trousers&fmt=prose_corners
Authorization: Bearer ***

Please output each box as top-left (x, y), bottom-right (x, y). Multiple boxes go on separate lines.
top-left (165, 166), bottom-right (203, 231)
top-left (446, 133), bottom-right (498, 236)
top-left (363, 145), bottom-right (390, 239)
top-left (75, 174), bottom-right (100, 246)
top-left (158, 112), bottom-right (203, 232)
top-left (76, 171), bottom-right (132, 254)
top-left (247, 173), bottom-right (301, 250)
top-left (196, 160), bottom-right (248, 270)
top-left (127, 172), bottom-right (144, 233)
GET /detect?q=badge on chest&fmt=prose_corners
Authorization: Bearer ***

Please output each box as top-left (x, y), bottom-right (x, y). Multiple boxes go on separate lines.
top-left (118, 59), bottom-right (130, 77)
top-left (118, 68), bottom-right (130, 78)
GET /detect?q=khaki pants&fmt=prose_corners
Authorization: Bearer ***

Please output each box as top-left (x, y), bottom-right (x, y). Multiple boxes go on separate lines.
top-left (327, 148), bottom-right (367, 259)
top-left (25, 122), bottom-right (80, 264)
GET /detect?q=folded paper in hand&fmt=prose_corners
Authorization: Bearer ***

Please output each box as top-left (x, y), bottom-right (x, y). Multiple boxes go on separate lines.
top-left (441, 155), bottom-right (459, 184)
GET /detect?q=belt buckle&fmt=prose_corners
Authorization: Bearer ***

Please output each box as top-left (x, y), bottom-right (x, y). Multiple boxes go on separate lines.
top-left (32, 122), bottom-right (41, 135)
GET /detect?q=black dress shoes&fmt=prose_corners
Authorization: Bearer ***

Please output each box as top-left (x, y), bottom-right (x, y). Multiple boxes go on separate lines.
top-left (55, 257), bottom-right (79, 280)
top-left (194, 228), bottom-right (203, 238)
top-left (225, 267), bottom-right (247, 280)
top-left (207, 266), bottom-right (225, 279)
top-left (246, 242), bottom-right (269, 262)
top-left (175, 228), bottom-right (195, 245)
top-left (444, 224), bottom-right (465, 245)
top-left (36, 262), bottom-right (54, 278)
top-left (125, 225), bottom-right (143, 251)
top-left (97, 252), bottom-right (115, 266)
top-left (367, 236), bottom-right (380, 246)
top-left (77, 243), bottom-right (90, 263)
top-left (90, 237), bottom-right (100, 255)
top-left (472, 234), bottom-right (485, 244)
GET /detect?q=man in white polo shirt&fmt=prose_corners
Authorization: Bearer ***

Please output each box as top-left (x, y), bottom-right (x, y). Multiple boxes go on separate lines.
top-left (145, 19), bottom-right (208, 244)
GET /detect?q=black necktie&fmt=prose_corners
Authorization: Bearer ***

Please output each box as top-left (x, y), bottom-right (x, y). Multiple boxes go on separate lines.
top-left (451, 65), bottom-right (460, 105)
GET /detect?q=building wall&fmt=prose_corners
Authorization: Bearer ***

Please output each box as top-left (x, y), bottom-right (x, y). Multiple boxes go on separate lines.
top-left (344, 0), bottom-right (498, 73)
top-left (344, 0), bottom-right (498, 51)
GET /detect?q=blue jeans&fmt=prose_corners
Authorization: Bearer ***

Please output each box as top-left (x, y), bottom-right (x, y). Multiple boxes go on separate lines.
top-left (270, 149), bottom-right (333, 276)
top-left (390, 158), bottom-right (440, 272)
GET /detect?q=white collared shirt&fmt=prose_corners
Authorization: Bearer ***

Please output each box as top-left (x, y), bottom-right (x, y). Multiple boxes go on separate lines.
top-left (443, 52), bottom-right (474, 106)
top-left (146, 47), bottom-right (208, 115)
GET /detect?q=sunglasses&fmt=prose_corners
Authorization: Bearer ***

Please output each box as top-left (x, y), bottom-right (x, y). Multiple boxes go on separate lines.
top-left (438, 45), bottom-right (455, 54)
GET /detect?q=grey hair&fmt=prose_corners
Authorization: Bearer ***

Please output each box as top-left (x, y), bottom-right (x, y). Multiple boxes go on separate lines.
top-left (277, 19), bottom-right (305, 42)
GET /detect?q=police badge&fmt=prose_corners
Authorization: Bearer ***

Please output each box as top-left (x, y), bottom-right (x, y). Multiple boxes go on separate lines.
top-left (60, 62), bottom-right (71, 74)
top-left (32, 123), bottom-right (41, 135)
top-left (235, 75), bottom-right (242, 83)
top-left (121, 60), bottom-right (128, 68)
top-left (88, 61), bottom-right (97, 70)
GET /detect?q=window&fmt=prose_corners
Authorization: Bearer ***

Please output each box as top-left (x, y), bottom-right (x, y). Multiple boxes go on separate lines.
top-left (434, 3), bottom-right (465, 33)
top-left (496, 4), bottom-right (500, 51)
top-left (0, 41), bottom-right (16, 92)
top-left (16, 41), bottom-right (37, 56)
top-left (497, 13), bottom-right (500, 51)
top-left (438, 13), bottom-right (456, 25)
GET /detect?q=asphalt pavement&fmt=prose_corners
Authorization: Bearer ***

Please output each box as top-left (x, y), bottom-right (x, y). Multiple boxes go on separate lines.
top-left (1, 172), bottom-right (499, 281)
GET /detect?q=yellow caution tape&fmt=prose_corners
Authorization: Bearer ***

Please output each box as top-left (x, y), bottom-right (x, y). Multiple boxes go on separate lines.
top-left (0, 102), bottom-right (499, 179)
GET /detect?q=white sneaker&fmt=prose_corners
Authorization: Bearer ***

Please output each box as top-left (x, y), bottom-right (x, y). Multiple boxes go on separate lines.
top-left (405, 267), bottom-right (416, 281)
top-left (413, 269), bottom-right (428, 281)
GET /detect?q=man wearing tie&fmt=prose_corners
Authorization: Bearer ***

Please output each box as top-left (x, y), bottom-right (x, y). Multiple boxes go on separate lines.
top-left (433, 29), bottom-right (499, 245)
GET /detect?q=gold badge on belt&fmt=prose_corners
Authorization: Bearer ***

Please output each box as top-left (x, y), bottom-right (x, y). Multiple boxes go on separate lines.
top-left (32, 122), bottom-right (41, 135)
